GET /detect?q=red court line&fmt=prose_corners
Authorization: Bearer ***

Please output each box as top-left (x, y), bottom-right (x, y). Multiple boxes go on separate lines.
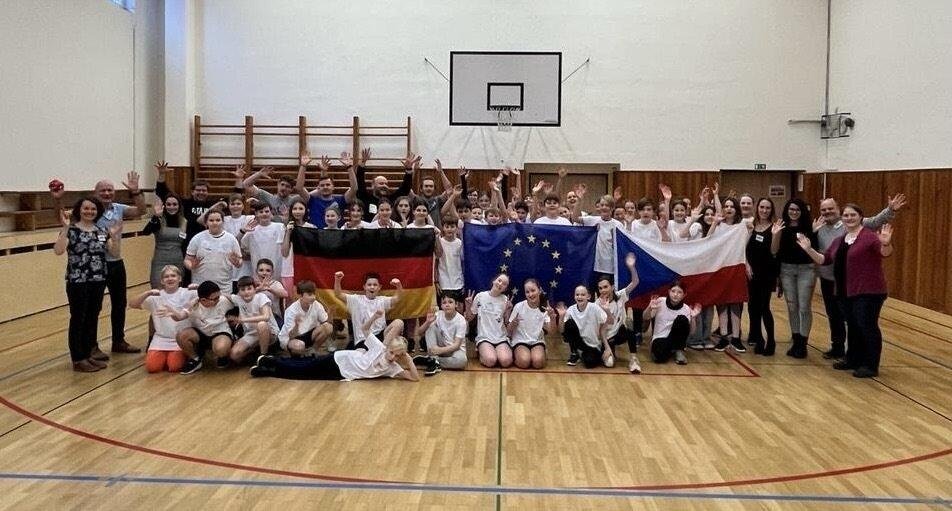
top-left (1, 392), bottom-right (949, 491)
top-left (598, 447), bottom-right (952, 491)
top-left (0, 395), bottom-right (399, 485)
top-left (725, 351), bottom-right (760, 377)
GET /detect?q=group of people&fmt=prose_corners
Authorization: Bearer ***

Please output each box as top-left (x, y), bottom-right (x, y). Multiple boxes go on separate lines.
top-left (53, 151), bottom-right (905, 381)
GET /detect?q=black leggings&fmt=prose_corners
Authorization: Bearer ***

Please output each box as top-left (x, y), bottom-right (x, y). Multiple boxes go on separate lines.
top-left (650, 315), bottom-right (690, 363)
top-left (747, 277), bottom-right (775, 342)
top-left (563, 319), bottom-right (604, 368)
top-left (608, 324), bottom-right (637, 353)
top-left (66, 282), bottom-right (107, 361)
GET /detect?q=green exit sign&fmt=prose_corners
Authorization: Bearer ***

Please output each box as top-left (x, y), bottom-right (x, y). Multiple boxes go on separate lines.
top-left (754, 163), bottom-right (767, 170)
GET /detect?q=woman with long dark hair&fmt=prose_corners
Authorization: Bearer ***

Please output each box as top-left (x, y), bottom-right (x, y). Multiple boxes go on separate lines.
top-left (746, 198), bottom-right (779, 355)
top-left (770, 198), bottom-right (819, 358)
top-left (143, 193), bottom-right (186, 288)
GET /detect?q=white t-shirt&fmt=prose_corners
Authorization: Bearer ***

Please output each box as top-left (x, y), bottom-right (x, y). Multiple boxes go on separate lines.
top-left (230, 293), bottom-right (279, 334)
top-left (579, 216), bottom-right (624, 273)
top-left (533, 216), bottom-right (572, 226)
top-left (278, 299), bottom-right (330, 347)
top-left (186, 230), bottom-right (241, 293)
top-left (473, 291), bottom-right (508, 343)
top-left (345, 294), bottom-right (395, 342)
top-left (425, 312), bottom-right (468, 355)
top-left (629, 220), bottom-right (663, 242)
top-left (508, 301), bottom-right (550, 346)
top-left (437, 237), bottom-right (464, 290)
top-left (333, 332), bottom-right (405, 381)
top-left (142, 288), bottom-right (197, 351)
top-left (223, 215), bottom-right (254, 279)
top-left (189, 295), bottom-right (234, 336)
top-left (597, 289), bottom-right (629, 340)
top-left (240, 222), bottom-right (285, 277)
top-left (668, 219), bottom-right (701, 242)
top-left (566, 302), bottom-right (608, 349)
top-left (281, 222), bottom-right (315, 278)
top-left (365, 220), bottom-right (403, 229)
top-left (650, 297), bottom-right (692, 340)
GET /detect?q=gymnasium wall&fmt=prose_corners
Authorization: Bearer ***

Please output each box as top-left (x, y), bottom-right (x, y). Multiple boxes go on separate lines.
top-left (825, 0), bottom-right (952, 170)
top-left (0, 0), bottom-right (164, 192)
top-left (170, 0), bottom-right (828, 170)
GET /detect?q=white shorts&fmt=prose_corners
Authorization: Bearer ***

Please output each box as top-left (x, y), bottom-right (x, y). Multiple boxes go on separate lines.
top-left (237, 326), bottom-right (279, 348)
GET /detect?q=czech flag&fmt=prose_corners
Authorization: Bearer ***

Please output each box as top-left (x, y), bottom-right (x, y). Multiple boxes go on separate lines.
top-left (615, 224), bottom-right (749, 307)
top-left (292, 227), bottom-right (436, 319)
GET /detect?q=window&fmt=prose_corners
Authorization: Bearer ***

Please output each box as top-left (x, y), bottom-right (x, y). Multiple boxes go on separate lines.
top-left (109, 0), bottom-right (135, 12)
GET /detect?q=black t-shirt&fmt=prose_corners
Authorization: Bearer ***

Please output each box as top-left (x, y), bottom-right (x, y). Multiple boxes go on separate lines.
top-left (777, 226), bottom-right (817, 265)
top-left (745, 226), bottom-right (778, 281)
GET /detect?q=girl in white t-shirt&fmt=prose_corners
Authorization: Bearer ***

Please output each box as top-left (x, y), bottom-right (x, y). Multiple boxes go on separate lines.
top-left (281, 198), bottom-right (316, 297)
top-left (130, 265), bottom-right (197, 373)
top-left (557, 285), bottom-right (610, 369)
top-left (595, 252), bottom-right (641, 374)
top-left (367, 198), bottom-right (403, 229)
top-left (507, 279), bottom-right (557, 369)
top-left (465, 273), bottom-right (513, 368)
top-left (185, 210), bottom-right (243, 294)
top-left (644, 282), bottom-right (701, 365)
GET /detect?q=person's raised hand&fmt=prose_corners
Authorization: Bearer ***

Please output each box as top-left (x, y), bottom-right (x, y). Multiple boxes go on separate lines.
top-left (154, 160), bottom-right (170, 175)
top-left (232, 164), bottom-right (246, 180)
top-left (659, 183), bottom-right (672, 201)
top-left (152, 201), bottom-right (164, 216)
top-left (300, 151), bottom-right (312, 167)
top-left (879, 223), bottom-right (894, 245)
top-left (122, 171), bottom-right (140, 192)
top-left (317, 155), bottom-right (331, 173)
top-left (625, 252), bottom-right (636, 268)
top-left (359, 148), bottom-right (372, 166)
top-left (771, 219), bottom-right (785, 235)
top-left (339, 151), bottom-right (354, 168)
top-left (334, 271), bottom-right (345, 280)
top-left (888, 193), bottom-right (908, 212)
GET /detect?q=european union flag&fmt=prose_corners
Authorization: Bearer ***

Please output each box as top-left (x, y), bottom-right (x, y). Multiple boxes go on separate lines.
top-left (463, 223), bottom-right (597, 304)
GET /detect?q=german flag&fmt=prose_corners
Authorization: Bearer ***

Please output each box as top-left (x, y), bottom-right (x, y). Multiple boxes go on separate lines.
top-left (292, 227), bottom-right (436, 319)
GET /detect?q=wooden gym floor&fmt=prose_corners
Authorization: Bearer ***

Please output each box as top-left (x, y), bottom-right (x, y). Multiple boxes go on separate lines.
top-left (0, 284), bottom-right (949, 510)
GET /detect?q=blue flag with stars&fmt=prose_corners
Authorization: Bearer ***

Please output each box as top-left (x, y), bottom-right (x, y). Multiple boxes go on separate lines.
top-left (463, 223), bottom-right (597, 304)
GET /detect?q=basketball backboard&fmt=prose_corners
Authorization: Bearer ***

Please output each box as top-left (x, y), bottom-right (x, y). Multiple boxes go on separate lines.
top-left (450, 51), bottom-right (562, 127)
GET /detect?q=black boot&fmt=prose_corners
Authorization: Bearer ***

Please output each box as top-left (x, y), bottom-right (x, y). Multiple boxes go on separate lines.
top-left (763, 338), bottom-right (776, 356)
top-left (786, 334), bottom-right (800, 357)
top-left (753, 338), bottom-right (765, 355)
top-left (792, 336), bottom-right (809, 359)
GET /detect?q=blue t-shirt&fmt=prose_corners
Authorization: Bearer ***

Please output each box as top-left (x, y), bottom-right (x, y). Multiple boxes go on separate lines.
top-left (96, 203), bottom-right (128, 262)
top-left (307, 194), bottom-right (347, 228)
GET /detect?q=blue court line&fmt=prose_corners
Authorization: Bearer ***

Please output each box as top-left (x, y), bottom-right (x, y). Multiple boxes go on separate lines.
top-left (0, 472), bottom-right (947, 506)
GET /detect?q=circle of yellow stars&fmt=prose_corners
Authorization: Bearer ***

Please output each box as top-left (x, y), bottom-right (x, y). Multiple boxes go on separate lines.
top-left (500, 233), bottom-right (563, 293)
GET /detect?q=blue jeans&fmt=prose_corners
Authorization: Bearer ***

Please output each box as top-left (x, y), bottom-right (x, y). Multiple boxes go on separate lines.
top-left (780, 263), bottom-right (816, 338)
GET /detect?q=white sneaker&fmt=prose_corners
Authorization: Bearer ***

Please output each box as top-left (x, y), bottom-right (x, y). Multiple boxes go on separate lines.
top-left (604, 354), bottom-right (615, 368)
top-left (628, 355), bottom-right (642, 374)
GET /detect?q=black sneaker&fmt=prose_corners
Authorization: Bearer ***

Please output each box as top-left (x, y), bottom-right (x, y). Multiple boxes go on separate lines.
top-left (833, 360), bottom-right (856, 371)
top-left (730, 337), bottom-right (746, 353)
top-left (215, 357), bottom-right (230, 369)
top-left (255, 354), bottom-right (277, 369)
top-left (822, 348), bottom-right (846, 359)
top-left (424, 359), bottom-right (441, 376)
top-left (413, 355), bottom-right (430, 366)
top-left (180, 357), bottom-right (203, 375)
top-left (566, 352), bottom-right (581, 366)
top-left (249, 364), bottom-right (274, 378)
top-left (713, 338), bottom-right (730, 352)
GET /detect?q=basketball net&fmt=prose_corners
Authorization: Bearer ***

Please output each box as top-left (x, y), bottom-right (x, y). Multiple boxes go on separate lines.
top-left (491, 107), bottom-right (513, 132)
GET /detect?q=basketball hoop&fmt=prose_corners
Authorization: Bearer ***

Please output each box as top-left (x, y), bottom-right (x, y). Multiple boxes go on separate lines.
top-left (490, 106), bottom-right (514, 132)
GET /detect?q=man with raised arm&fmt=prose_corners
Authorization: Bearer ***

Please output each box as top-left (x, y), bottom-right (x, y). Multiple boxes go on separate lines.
top-left (349, 148), bottom-right (415, 221)
top-left (294, 152), bottom-right (349, 228)
top-left (154, 161), bottom-right (223, 243)
top-left (416, 158), bottom-right (454, 226)
top-left (240, 164), bottom-right (305, 224)
top-left (813, 193), bottom-right (906, 360)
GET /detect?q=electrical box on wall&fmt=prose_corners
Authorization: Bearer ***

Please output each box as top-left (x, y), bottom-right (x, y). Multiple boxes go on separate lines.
top-left (821, 112), bottom-right (855, 139)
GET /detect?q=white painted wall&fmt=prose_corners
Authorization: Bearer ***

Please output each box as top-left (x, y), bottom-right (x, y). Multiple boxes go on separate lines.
top-left (0, 0), bottom-right (135, 191)
top-left (134, 0), bottom-right (166, 177)
top-left (826, 0), bottom-right (952, 170)
top-left (183, 0), bottom-right (828, 170)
